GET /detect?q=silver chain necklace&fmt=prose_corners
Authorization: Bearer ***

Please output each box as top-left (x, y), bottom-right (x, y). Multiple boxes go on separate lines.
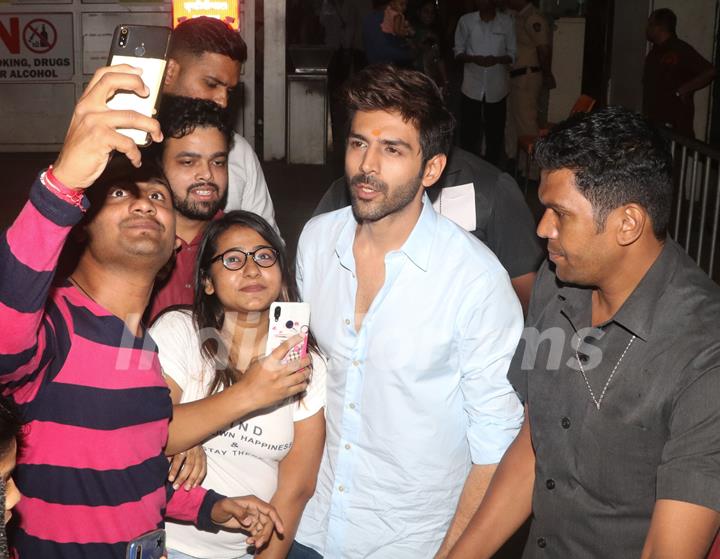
top-left (576, 334), bottom-right (636, 410)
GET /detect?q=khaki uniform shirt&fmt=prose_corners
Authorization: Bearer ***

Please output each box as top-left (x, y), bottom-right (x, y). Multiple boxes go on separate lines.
top-left (513, 4), bottom-right (550, 69)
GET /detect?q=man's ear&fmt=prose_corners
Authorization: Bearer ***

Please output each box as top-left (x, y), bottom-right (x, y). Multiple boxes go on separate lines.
top-left (615, 204), bottom-right (646, 246)
top-left (421, 153), bottom-right (447, 189)
top-left (164, 58), bottom-right (180, 88)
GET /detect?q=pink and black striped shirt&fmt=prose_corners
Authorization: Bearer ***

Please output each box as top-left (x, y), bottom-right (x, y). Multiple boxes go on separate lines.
top-left (0, 176), bottom-right (222, 558)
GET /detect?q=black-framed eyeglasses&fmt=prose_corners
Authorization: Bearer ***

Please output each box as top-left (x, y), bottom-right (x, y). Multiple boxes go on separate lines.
top-left (209, 246), bottom-right (279, 271)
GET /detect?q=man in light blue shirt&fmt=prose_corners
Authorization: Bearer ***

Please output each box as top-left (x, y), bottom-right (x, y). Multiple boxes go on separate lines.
top-left (290, 64), bottom-right (524, 559)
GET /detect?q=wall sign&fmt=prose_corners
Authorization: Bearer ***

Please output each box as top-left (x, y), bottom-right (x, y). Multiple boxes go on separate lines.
top-left (0, 13), bottom-right (73, 81)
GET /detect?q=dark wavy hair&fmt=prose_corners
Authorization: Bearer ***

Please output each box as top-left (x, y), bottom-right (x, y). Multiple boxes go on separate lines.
top-left (156, 94), bottom-right (234, 150)
top-left (342, 64), bottom-right (455, 165)
top-left (193, 211), bottom-right (316, 395)
top-left (0, 395), bottom-right (21, 559)
top-left (169, 16), bottom-right (247, 63)
top-left (534, 106), bottom-right (672, 239)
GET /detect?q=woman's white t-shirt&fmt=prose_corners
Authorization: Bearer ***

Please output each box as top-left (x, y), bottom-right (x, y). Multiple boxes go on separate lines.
top-left (150, 310), bottom-right (326, 559)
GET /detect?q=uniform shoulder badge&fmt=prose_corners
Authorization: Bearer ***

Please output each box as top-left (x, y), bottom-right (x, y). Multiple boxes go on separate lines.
top-left (533, 22), bottom-right (542, 32)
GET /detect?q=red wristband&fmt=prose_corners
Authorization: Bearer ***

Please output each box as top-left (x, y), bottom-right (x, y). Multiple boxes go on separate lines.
top-left (41, 165), bottom-right (85, 209)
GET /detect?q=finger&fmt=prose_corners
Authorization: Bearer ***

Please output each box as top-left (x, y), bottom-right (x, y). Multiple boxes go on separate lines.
top-left (184, 451), bottom-right (206, 490)
top-left (92, 109), bottom-right (162, 141)
top-left (284, 368), bottom-right (310, 389)
top-left (83, 71), bottom-right (149, 107)
top-left (84, 64), bottom-right (143, 94)
top-left (249, 503), bottom-right (285, 535)
top-left (285, 354), bottom-right (312, 372)
top-left (167, 453), bottom-right (186, 486)
top-left (270, 335), bottom-right (304, 361)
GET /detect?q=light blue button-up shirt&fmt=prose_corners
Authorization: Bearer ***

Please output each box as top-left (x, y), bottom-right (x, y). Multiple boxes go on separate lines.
top-left (295, 198), bottom-right (524, 558)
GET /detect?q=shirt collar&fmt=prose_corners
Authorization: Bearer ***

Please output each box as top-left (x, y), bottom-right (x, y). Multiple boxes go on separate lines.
top-left (335, 195), bottom-right (437, 273)
top-left (557, 239), bottom-right (679, 341)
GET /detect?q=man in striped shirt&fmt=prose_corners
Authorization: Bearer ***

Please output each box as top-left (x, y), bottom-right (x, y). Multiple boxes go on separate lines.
top-left (0, 65), bottom-right (283, 558)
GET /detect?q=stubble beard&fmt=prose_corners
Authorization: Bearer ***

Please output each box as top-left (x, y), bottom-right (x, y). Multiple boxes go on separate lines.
top-left (348, 172), bottom-right (424, 223)
top-left (173, 181), bottom-right (228, 220)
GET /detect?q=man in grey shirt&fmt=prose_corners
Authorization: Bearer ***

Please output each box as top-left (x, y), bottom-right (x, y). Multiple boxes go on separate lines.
top-left (449, 107), bottom-right (720, 558)
top-left (314, 146), bottom-right (544, 312)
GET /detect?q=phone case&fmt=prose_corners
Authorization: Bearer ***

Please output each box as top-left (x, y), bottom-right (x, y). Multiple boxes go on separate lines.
top-left (126, 528), bottom-right (165, 559)
top-left (107, 25), bottom-right (171, 146)
top-left (265, 302), bottom-right (310, 361)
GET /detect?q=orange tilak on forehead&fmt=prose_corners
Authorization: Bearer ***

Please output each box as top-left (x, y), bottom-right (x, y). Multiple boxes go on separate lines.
top-left (371, 129), bottom-right (381, 137)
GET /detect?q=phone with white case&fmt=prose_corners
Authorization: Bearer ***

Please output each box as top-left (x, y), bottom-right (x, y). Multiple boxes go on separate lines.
top-left (265, 302), bottom-right (310, 362)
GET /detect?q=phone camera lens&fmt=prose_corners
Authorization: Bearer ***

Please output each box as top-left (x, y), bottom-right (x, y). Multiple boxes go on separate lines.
top-left (120, 27), bottom-right (128, 34)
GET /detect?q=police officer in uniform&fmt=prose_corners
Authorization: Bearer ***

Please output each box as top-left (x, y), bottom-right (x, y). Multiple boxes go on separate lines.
top-left (505, 0), bottom-right (554, 172)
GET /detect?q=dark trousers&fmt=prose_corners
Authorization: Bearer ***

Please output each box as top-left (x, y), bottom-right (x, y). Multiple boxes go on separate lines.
top-left (460, 93), bottom-right (507, 167)
top-left (287, 541), bottom-right (323, 559)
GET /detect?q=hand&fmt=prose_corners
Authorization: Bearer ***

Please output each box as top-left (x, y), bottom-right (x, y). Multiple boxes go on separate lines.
top-left (168, 445), bottom-right (207, 490)
top-left (232, 335), bottom-right (312, 410)
top-left (211, 495), bottom-right (285, 548)
top-left (474, 55), bottom-right (497, 67)
top-left (52, 64), bottom-right (163, 190)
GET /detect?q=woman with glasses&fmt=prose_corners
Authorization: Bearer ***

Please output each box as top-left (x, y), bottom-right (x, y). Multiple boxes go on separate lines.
top-left (150, 211), bottom-right (326, 559)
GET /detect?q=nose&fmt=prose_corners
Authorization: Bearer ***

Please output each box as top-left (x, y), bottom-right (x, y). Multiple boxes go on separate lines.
top-left (536, 209), bottom-right (556, 240)
top-left (129, 194), bottom-right (157, 215)
top-left (359, 145), bottom-right (380, 176)
top-left (242, 255), bottom-right (262, 277)
top-left (213, 88), bottom-right (229, 109)
top-left (195, 160), bottom-right (213, 182)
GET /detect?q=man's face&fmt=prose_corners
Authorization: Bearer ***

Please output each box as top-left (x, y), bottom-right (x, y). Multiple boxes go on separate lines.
top-left (164, 52), bottom-right (241, 109)
top-left (345, 110), bottom-right (427, 223)
top-left (162, 126), bottom-right (229, 221)
top-left (536, 169), bottom-right (617, 286)
top-left (85, 178), bottom-right (176, 269)
top-left (476, 0), bottom-right (493, 11)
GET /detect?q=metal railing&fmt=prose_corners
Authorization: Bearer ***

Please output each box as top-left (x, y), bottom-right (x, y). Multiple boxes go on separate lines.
top-left (661, 128), bottom-right (720, 282)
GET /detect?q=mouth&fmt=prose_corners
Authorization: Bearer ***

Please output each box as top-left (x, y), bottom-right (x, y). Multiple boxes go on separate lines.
top-left (240, 283), bottom-right (267, 293)
top-left (188, 184), bottom-right (219, 201)
top-left (352, 182), bottom-right (383, 201)
top-left (121, 218), bottom-right (163, 232)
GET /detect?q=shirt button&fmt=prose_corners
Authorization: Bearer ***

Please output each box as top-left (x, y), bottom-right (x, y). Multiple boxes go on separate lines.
top-left (349, 403), bottom-right (356, 410)
top-left (184, 284), bottom-right (192, 289)
top-left (352, 360), bottom-right (360, 367)
top-left (345, 319), bottom-right (351, 325)
top-left (345, 443), bottom-right (351, 450)
top-left (546, 479), bottom-right (555, 490)
top-left (561, 417), bottom-right (571, 429)
top-left (338, 485), bottom-right (345, 493)
top-left (537, 537), bottom-right (547, 548)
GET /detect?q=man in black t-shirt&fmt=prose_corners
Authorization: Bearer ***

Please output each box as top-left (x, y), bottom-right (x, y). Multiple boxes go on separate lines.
top-left (643, 8), bottom-right (716, 138)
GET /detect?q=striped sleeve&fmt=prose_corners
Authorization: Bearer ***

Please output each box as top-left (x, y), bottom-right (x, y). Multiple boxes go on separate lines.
top-left (0, 176), bottom-right (87, 384)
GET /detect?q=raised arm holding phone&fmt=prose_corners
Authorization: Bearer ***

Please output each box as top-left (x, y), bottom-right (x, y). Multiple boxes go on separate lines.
top-left (0, 65), bottom-right (284, 559)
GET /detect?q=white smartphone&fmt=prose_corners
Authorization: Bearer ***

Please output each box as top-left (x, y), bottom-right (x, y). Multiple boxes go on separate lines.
top-left (265, 302), bottom-right (310, 362)
top-left (107, 24), bottom-right (171, 146)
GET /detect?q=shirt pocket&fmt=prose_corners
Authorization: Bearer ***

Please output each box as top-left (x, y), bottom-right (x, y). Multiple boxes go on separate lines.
top-left (576, 415), bottom-right (663, 505)
top-left (490, 31), bottom-right (507, 54)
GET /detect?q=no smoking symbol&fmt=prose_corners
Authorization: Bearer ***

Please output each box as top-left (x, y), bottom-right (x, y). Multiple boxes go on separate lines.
top-left (23, 19), bottom-right (56, 54)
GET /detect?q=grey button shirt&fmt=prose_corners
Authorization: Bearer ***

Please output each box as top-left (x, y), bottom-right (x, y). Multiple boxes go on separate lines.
top-left (509, 239), bottom-right (720, 558)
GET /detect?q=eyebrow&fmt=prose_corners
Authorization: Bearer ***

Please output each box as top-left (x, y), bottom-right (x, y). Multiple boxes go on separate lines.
top-left (204, 75), bottom-right (229, 87)
top-left (349, 132), bottom-right (413, 151)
